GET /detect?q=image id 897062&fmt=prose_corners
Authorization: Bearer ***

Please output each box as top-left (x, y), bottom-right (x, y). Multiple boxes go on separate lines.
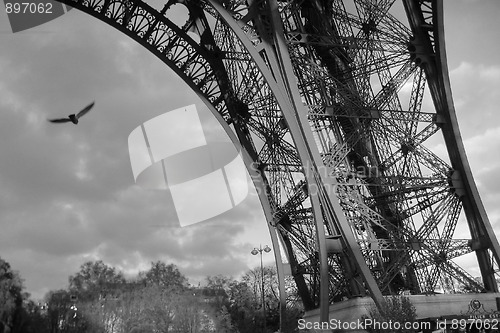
top-left (3, 0), bottom-right (71, 32)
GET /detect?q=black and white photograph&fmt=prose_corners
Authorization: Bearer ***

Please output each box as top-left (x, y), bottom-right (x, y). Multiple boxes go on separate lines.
top-left (1, 1), bottom-right (500, 332)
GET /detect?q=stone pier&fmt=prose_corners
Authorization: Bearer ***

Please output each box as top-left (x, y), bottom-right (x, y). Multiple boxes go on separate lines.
top-left (302, 293), bottom-right (500, 332)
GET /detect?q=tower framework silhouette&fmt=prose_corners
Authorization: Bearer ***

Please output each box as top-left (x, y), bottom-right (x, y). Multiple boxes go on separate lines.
top-left (55, 0), bottom-right (500, 327)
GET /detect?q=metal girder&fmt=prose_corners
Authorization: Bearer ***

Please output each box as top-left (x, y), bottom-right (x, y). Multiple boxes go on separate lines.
top-left (404, 0), bottom-right (500, 292)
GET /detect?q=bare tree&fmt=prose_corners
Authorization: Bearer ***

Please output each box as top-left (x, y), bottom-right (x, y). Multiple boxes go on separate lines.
top-left (0, 258), bottom-right (24, 332)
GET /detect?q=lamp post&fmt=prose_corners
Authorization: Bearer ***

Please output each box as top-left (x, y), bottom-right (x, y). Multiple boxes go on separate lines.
top-left (251, 244), bottom-right (271, 333)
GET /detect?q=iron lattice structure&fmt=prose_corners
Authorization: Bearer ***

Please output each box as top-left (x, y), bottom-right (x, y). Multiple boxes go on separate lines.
top-left (56, 0), bottom-right (500, 324)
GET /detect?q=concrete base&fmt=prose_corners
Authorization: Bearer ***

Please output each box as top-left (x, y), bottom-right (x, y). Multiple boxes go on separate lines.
top-left (302, 293), bottom-right (500, 332)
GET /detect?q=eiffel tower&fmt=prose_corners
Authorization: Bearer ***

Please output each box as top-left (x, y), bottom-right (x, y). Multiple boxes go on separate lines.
top-left (54, 0), bottom-right (500, 330)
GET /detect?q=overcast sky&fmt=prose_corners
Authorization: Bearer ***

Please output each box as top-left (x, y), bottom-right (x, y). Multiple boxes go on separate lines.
top-left (0, 1), bottom-right (499, 301)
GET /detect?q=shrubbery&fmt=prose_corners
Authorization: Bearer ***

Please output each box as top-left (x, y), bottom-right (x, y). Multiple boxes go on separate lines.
top-left (363, 296), bottom-right (418, 333)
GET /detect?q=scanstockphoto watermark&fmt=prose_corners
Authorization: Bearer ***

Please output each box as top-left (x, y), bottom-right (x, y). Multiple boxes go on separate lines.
top-left (246, 161), bottom-right (384, 198)
top-left (249, 160), bottom-right (382, 181)
top-left (3, 0), bottom-right (72, 33)
top-left (297, 318), bottom-right (431, 331)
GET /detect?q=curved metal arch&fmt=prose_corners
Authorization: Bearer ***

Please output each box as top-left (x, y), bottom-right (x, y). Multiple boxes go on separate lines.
top-left (61, 0), bottom-right (225, 115)
top-left (404, 0), bottom-right (500, 293)
top-left (206, 1), bottom-right (335, 320)
top-left (53, 0), bottom-right (289, 326)
top-left (200, 0), bottom-right (389, 322)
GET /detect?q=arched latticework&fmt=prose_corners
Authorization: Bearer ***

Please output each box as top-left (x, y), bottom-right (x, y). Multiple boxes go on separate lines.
top-left (55, 0), bottom-right (500, 327)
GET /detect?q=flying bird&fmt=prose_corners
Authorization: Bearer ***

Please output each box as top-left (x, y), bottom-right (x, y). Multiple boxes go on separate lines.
top-left (48, 101), bottom-right (95, 124)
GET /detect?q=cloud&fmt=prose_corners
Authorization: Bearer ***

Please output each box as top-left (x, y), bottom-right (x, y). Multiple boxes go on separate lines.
top-left (0, 11), bottom-right (272, 301)
top-left (461, 127), bottom-right (500, 227)
top-left (447, 61), bottom-right (500, 232)
top-left (450, 62), bottom-right (500, 139)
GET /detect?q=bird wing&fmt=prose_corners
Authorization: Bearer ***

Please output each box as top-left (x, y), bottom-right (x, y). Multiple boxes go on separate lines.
top-left (47, 118), bottom-right (71, 123)
top-left (76, 101), bottom-right (95, 119)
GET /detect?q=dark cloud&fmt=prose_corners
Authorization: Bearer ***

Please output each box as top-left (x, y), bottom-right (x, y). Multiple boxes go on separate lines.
top-left (0, 10), bottom-right (271, 300)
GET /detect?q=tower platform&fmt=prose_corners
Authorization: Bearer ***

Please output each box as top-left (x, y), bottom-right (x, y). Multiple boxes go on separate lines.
top-left (303, 293), bottom-right (500, 332)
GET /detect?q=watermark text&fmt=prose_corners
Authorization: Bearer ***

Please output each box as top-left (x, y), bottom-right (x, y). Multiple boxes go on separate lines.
top-left (297, 318), bottom-right (430, 331)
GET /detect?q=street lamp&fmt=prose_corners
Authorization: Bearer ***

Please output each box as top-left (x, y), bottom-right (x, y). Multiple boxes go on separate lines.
top-left (251, 245), bottom-right (272, 333)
